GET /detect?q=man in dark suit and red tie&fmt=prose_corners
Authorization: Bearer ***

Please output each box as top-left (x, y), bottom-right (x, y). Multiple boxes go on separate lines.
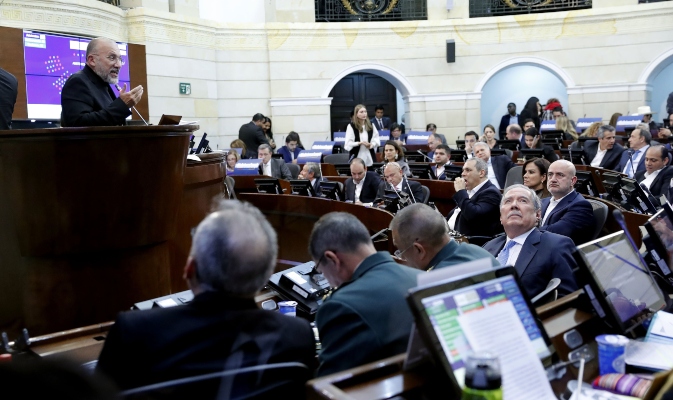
top-left (370, 105), bottom-right (391, 131)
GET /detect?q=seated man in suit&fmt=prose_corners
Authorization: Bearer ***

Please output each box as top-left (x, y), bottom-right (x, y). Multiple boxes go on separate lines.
top-left (636, 145), bottom-right (673, 199)
top-left (483, 184), bottom-right (578, 299)
top-left (474, 142), bottom-right (516, 189)
top-left (239, 113), bottom-right (269, 158)
top-left (258, 144), bottom-right (292, 180)
top-left (540, 160), bottom-right (596, 245)
top-left (310, 212), bottom-right (421, 376)
top-left (584, 125), bottom-right (625, 170)
top-left (60, 37), bottom-right (143, 127)
top-left (616, 125), bottom-right (652, 178)
top-left (432, 144), bottom-right (452, 180)
top-left (377, 162), bottom-right (424, 204)
top-left (464, 131), bottom-right (479, 159)
top-left (370, 104), bottom-right (391, 131)
top-left (298, 162), bottom-right (327, 194)
top-left (277, 131), bottom-right (302, 164)
top-left (96, 200), bottom-right (315, 391)
top-left (344, 158), bottom-right (381, 204)
top-left (447, 158), bottom-right (503, 238)
top-left (390, 203), bottom-right (499, 271)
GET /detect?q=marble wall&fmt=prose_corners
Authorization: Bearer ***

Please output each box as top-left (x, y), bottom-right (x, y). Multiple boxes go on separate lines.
top-left (1, 0), bottom-right (672, 149)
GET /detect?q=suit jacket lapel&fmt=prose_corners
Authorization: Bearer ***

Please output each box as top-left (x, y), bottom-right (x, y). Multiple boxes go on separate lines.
top-left (514, 230), bottom-right (540, 277)
top-left (546, 191), bottom-right (575, 221)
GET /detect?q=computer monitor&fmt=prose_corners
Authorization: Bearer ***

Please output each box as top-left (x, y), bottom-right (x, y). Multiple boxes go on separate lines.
top-left (540, 130), bottom-right (565, 141)
top-left (540, 139), bottom-right (561, 150)
top-left (496, 140), bottom-right (520, 151)
top-left (407, 267), bottom-right (554, 399)
top-left (600, 171), bottom-right (622, 201)
top-left (643, 204), bottom-right (673, 284)
top-left (320, 181), bottom-right (343, 201)
top-left (577, 137), bottom-right (598, 148)
top-left (289, 179), bottom-right (317, 197)
top-left (559, 149), bottom-right (586, 165)
top-left (405, 153), bottom-right (427, 163)
top-left (574, 170), bottom-right (601, 198)
top-left (10, 119), bottom-right (60, 129)
top-left (254, 178), bottom-right (283, 194)
top-left (333, 163), bottom-right (352, 176)
top-left (368, 163), bottom-right (384, 175)
top-left (574, 231), bottom-right (667, 336)
top-left (619, 177), bottom-right (657, 214)
top-left (194, 132), bottom-right (209, 154)
top-left (447, 150), bottom-right (467, 163)
top-left (455, 140), bottom-right (466, 150)
top-left (489, 148), bottom-right (507, 157)
top-left (518, 149), bottom-right (545, 161)
top-left (442, 165), bottom-right (463, 181)
top-left (409, 163), bottom-right (436, 180)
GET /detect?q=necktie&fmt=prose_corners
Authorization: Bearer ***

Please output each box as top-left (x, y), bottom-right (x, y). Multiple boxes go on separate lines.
top-left (497, 240), bottom-right (516, 266)
top-left (625, 149), bottom-right (640, 178)
top-left (378, 119), bottom-right (382, 128)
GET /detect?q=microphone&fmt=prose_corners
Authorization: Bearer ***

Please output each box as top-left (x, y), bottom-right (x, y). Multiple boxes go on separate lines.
top-left (417, 150), bottom-right (433, 162)
top-left (403, 177), bottom-right (418, 204)
top-left (628, 149), bottom-right (636, 177)
top-left (348, 154), bottom-right (355, 163)
top-left (115, 85), bottom-right (148, 125)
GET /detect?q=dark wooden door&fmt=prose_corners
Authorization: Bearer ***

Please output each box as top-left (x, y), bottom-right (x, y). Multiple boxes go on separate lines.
top-left (329, 72), bottom-right (397, 137)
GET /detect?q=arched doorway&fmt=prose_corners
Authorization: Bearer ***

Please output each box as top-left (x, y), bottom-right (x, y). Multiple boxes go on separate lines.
top-left (329, 72), bottom-right (398, 134)
top-left (477, 58), bottom-right (574, 137)
top-left (639, 48), bottom-right (673, 118)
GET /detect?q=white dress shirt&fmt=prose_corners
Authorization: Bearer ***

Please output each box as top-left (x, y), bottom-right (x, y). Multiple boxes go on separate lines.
top-left (502, 228), bottom-right (535, 266)
top-left (354, 175), bottom-right (365, 202)
top-left (541, 190), bottom-right (574, 226)
top-left (641, 168), bottom-right (662, 190)
top-left (262, 160), bottom-right (272, 177)
top-left (590, 148), bottom-right (607, 168)
top-left (486, 158), bottom-right (501, 189)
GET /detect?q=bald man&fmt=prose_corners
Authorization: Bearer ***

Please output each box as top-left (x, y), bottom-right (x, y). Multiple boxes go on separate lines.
top-left (61, 37), bottom-right (144, 127)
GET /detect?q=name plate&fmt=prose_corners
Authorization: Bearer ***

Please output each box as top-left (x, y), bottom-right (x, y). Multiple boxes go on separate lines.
top-left (296, 150), bottom-right (323, 163)
top-left (229, 159), bottom-right (261, 176)
top-left (540, 120), bottom-right (556, 131)
top-left (379, 134), bottom-right (390, 143)
top-left (221, 147), bottom-right (242, 155)
top-left (311, 141), bottom-right (336, 155)
top-left (333, 132), bottom-right (346, 142)
top-left (576, 117), bottom-right (602, 132)
top-left (616, 115), bottom-right (642, 132)
top-left (405, 131), bottom-right (430, 145)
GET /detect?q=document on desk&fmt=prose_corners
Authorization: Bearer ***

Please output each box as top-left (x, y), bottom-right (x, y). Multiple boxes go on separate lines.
top-left (458, 301), bottom-right (556, 400)
top-left (625, 340), bottom-right (673, 371)
top-left (649, 310), bottom-right (673, 341)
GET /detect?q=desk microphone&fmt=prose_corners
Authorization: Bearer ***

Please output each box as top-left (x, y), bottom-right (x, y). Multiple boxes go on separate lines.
top-left (403, 177), bottom-right (418, 203)
top-left (627, 150), bottom-right (636, 177)
top-left (417, 150), bottom-right (433, 162)
top-left (115, 85), bottom-right (148, 125)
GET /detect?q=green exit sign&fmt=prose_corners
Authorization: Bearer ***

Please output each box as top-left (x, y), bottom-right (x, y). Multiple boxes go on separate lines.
top-left (179, 83), bottom-right (191, 95)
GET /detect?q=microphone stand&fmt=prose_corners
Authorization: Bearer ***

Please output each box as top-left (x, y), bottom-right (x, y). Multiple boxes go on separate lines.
top-left (115, 85), bottom-right (148, 125)
top-left (417, 150), bottom-right (433, 162)
top-left (403, 177), bottom-right (418, 204)
top-left (628, 150), bottom-right (636, 178)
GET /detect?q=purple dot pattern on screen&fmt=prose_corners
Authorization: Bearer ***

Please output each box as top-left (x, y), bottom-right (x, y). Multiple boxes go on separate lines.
top-left (44, 56), bottom-right (64, 73)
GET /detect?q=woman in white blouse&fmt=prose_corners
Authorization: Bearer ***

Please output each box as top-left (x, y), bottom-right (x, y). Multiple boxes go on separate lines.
top-left (345, 104), bottom-right (380, 167)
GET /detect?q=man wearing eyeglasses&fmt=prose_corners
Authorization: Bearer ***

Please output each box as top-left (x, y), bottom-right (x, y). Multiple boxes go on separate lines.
top-left (61, 37), bottom-right (144, 127)
top-left (390, 204), bottom-right (498, 271)
top-left (309, 212), bottom-right (420, 377)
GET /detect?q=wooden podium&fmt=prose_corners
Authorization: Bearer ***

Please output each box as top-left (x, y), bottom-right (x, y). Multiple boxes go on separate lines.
top-left (0, 125), bottom-right (199, 336)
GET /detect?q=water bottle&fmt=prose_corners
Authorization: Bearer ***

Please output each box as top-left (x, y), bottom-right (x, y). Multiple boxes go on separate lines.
top-left (462, 352), bottom-right (503, 400)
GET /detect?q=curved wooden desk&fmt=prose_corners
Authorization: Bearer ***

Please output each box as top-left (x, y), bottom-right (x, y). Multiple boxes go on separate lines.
top-left (238, 193), bottom-right (395, 264)
top-left (0, 125), bottom-right (198, 336)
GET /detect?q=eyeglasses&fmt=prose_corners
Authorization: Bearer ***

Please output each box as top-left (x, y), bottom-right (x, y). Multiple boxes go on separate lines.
top-left (94, 54), bottom-right (125, 64)
top-left (393, 239), bottom-right (418, 261)
top-left (313, 252), bottom-right (327, 273)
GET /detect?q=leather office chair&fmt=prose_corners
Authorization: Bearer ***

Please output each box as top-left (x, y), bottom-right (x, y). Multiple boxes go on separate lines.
top-left (532, 278), bottom-right (561, 306)
top-left (504, 148), bottom-right (514, 159)
top-left (121, 362), bottom-right (310, 400)
top-left (224, 176), bottom-right (236, 199)
top-left (586, 199), bottom-right (608, 242)
top-left (504, 166), bottom-right (523, 188)
top-left (420, 185), bottom-right (430, 204)
top-left (286, 163), bottom-right (300, 179)
top-left (324, 154), bottom-right (351, 164)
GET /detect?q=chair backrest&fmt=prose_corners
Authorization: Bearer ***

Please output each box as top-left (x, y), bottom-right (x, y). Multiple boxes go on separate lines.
top-left (420, 185), bottom-right (430, 204)
top-left (122, 362), bottom-right (310, 400)
top-left (323, 153), bottom-right (351, 164)
top-left (286, 163), bottom-right (300, 179)
top-left (504, 148), bottom-right (513, 158)
top-left (504, 166), bottom-right (523, 188)
top-left (586, 199), bottom-right (609, 242)
top-left (224, 176), bottom-right (236, 199)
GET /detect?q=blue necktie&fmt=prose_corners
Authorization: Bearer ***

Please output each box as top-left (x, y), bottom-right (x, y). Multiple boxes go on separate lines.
top-left (497, 240), bottom-right (516, 266)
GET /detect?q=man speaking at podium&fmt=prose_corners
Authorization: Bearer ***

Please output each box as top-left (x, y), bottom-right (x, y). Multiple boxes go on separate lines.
top-left (61, 37), bottom-right (144, 127)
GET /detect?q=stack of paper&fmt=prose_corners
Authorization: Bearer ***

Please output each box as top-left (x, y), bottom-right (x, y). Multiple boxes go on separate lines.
top-left (625, 311), bottom-right (673, 371)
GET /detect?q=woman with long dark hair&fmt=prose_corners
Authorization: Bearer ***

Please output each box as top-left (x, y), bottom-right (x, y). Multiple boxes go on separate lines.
top-left (519, 97), bottom-right (541, 131)
top-left (522, 157), bottom-right (551, 199)
top-left (524, 127), bottom-right (557, 163)
top-left (383, 140), bottom-right (411, 177)
top-left (262, 117), bottom-right (276, 150)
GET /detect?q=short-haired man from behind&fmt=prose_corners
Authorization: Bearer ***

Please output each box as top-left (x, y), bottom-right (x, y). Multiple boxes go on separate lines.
top-left (635, 145), bottom-right (673, 198)
top-left (483, 184), bottom-right (578, 299)
top-left (447, 158), bottom-right (503, 238)
top-left (506, 123), bottom-right (527, 149)
top-left (310, 212), bottom-right (421, 376)
top-left (377, 162), bottom-right (425, 204)
top-left (97, 200), bottom-right (315, 391)
top-left (258, 143), bottom-right (292, 180)
top-left (540, 160), bottom-right (596, 245)
top-left (299, 162), bottom-right (327, 193)
top-left (239, 113), bottom-right (269, 158)
top-left (583, 125), bottom-right (624, 170)
top-left (474, 142), bottom-right (516, 189)
top-left (391, 204), bottom-right (499, 271)
top-left (344, 158), bottom-right (381, 204)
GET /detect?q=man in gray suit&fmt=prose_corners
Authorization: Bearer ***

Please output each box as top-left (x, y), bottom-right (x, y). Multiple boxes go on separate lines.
top-left (258, 144), bottom-right (292, 180)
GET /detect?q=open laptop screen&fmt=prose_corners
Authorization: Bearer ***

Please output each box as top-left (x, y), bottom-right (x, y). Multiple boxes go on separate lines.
top-left (576, 231), bottom-right (666, 334)
top-left (408, 267), bottom-right (554, 399)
